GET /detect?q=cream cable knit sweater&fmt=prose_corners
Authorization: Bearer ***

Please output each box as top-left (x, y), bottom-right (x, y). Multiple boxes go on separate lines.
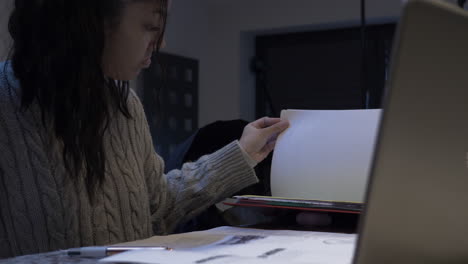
top-left (0, 62), bottom-right (258, 258)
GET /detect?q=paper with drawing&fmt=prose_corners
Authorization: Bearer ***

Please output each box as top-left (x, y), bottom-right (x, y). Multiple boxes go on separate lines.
top-left (100, 226), bottom-right (357, 264)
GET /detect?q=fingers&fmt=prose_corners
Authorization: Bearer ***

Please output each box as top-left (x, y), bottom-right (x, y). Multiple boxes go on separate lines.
top-left (265, 139), bottom-right (276, 153)
top-left (250, 117), bottom-right (289, 136)
top-left (251, 117), bottom-right (282, 129)
top-left (263, 119), bottom-right (289, 136)
top-left (258, 139), bottom-right (277, 158)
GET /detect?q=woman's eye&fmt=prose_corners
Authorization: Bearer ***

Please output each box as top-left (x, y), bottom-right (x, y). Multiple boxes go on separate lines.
top-left (145, 25), bottom-right (161, 32)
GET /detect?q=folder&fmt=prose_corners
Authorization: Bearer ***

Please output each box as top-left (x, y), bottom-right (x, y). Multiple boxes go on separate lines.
top-left (226, 109), bottom-right (381, 214)
top-left (224, 195), bottom-right (362, 214)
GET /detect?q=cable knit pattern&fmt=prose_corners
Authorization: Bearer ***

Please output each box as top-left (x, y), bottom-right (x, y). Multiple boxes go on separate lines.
top-left (0, 61), bottom-right (259, 259)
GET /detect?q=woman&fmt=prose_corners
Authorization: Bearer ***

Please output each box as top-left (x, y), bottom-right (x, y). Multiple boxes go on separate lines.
top-left (0, 0), bottom-right (288, 258)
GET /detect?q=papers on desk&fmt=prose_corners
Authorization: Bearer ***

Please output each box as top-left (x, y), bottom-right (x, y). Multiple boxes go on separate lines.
top-left (100, 226), bottom-right (357, 264)
top-left (227, 109), bottom-right (381, 213)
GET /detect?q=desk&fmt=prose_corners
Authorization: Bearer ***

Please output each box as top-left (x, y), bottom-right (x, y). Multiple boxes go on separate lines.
top-left (1, 221), bottom-right (358, 264)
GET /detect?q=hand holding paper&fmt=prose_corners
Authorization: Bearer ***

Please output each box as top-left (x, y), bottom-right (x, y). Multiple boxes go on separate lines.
top-left (239, 117), bottom-right (289, 163)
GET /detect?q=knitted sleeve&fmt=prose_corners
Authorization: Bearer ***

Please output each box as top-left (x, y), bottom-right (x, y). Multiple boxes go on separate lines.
top-left (128, 92), bottom-right (259, 235)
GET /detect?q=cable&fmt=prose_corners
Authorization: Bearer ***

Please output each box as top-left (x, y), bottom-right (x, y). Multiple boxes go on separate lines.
top-left (360, 0), bottom-right (369, 108)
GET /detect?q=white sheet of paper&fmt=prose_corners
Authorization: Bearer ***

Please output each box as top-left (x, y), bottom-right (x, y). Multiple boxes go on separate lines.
top-left (271, 109), bottom-right (381, 202)
top-left (100, 229), bottom-right (357, 264)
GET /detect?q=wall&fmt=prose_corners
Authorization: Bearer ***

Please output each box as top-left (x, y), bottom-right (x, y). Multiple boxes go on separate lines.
top-left (163, 0), bottom-right (405, 127)
top-left (0, 0), bottom-right (463, 126)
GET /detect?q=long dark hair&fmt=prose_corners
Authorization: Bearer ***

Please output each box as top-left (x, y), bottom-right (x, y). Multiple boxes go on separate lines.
top-left (6, 0), bottom-right (167, 199)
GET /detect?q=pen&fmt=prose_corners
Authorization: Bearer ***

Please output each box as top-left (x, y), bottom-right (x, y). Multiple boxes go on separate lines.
top-left (67, 246), bottom-right (172, 257)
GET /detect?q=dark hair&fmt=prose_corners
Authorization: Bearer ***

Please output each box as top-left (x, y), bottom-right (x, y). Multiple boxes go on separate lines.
top-left (6, 0), bottom-right (168, 199)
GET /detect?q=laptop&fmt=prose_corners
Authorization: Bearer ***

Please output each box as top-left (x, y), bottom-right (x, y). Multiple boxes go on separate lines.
top-left (354, 0), bottom-right (468, 263)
